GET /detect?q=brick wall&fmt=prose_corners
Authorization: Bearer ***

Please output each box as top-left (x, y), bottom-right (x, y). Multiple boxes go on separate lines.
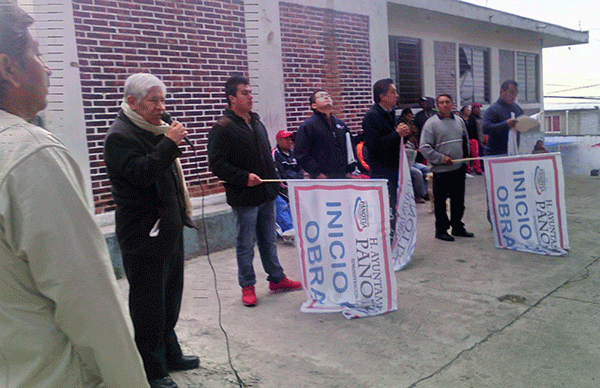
top-left (434, 41), bottom-right (457, 103)
top-left (279, 2), bottom-right (372, 133)
top-left (71, 0), bottom-right (248, 213)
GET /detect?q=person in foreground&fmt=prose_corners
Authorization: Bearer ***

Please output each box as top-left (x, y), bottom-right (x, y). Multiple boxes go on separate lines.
top-left (0, 2), bottom-right (149, 386)
top-left (208, 75), bottom-right (302, 307)
top-left (104, 73), bottom-right (199, 388)
top-left (420, 93), bottom-right (474, 242)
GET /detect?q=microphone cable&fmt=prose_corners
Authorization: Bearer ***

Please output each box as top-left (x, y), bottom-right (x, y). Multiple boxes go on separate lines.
top-left (178, 124), bottom-right (246, 388)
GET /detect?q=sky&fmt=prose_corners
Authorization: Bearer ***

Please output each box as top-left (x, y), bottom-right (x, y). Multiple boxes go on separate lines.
top-left (460, 0), bottom-right (600, 105)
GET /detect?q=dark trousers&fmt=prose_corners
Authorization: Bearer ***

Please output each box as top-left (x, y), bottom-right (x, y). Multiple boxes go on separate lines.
top-left (122, 227), bottom-right (185, 381)
top-left (370, 164), bottom-right (399, 233)
top-left (433, 165), bottom-right (466, 234)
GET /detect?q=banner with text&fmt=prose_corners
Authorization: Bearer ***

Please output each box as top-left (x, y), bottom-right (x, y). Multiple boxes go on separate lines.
top-left (288, 179), bottom-right (398, 319)
top-left (484, 153), bottom-right (569, 256)
top-left (391, 141), bottom-right (417, 271)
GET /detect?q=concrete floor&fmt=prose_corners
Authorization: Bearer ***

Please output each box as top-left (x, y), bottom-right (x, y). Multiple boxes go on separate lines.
top-left (119, 174), bottom-right (600, 388)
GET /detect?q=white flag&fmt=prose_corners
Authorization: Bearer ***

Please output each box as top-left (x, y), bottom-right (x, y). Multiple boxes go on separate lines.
top-left (391, 141), bottom-right (416, 271)
top-left (288, 179), bottom-right (398, 319)
top-left (484, 153), bottom-right (569, 256)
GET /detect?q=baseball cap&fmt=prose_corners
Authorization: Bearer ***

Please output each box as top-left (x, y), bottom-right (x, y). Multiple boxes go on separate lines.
top-left (276, 130), bottom-right (294, 140)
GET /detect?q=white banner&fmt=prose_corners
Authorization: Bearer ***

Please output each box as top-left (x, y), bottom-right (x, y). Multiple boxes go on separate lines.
top-left (484, 153), bottom-right (569, 256)
top-left (288, 179), bottom-right (398, 319)
top-left (391, 141), bottom-right (416, 271)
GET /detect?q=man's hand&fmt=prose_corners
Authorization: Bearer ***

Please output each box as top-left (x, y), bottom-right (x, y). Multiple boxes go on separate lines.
top-left (506, 118), bottom-right (518, 128)
top-left (165, 120), bottom-right (188, 145)
top-left (316, 173), bottom-right (327, 179)
top-left (247, 173), bottom-right (263, 187)
top-left (443, 156), bottom-right (453, 165)
top-left (396, 123), bottom-right (410, 137)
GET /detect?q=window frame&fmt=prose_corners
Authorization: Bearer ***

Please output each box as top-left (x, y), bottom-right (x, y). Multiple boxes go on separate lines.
top-left (458, 44), bottom-right (491, 106)
top-left (516, 52), bottom-right (539, 103)
top-left (389, 36), bottom-right (423, 107)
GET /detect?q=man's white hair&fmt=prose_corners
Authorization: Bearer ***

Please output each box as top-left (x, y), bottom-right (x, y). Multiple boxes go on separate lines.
top-left (123, 73), bottom-right (166, 101)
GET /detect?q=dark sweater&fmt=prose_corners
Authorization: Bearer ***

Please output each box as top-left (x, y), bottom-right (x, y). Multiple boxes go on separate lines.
top-left (208, 108), bottom-right (279, 207)
top-left (483, 98), bottom-right (524, 155)
top-left (294, 111), bottom-right (352, 178)
top-left (362, 103), bottom-right (401, 170)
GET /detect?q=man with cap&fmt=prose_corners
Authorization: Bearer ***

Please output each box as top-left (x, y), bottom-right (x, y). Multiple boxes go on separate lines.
top-left (273, 129), bottom-right (304, 201)
top-left (272, 129), bottom-right (304, 240)
top-left (414, 96), bottom-right (435, 136)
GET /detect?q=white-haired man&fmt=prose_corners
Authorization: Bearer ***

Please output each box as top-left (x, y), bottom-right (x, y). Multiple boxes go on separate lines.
top-left (104, 73), bottom-right (198, 388)
top-left (0, 2), bottom-right (148, 387)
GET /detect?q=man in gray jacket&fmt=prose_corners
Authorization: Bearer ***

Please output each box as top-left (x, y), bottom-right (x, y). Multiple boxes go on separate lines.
top-left (420, 94), bottom-right (474, 242)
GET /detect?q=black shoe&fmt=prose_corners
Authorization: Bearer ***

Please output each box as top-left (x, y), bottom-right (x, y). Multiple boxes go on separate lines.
top-left (167, 355), bottom-right (200, 371)
top-left (452, 229), bottom-right (475, 238)
top-left (150, 376), bottom-right (178, 388)
top-left (435, 232), bottom-right (455, 242)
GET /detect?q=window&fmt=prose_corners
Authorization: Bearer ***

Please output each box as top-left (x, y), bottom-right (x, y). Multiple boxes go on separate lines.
top-left (389, 37), bottom-right (422, 106)
top-left (545, 115), bottom-right (560, 133)
top-left (517, 52), bottom-right (539, 103)
top-left (459, 45), bottom-right (490, 106)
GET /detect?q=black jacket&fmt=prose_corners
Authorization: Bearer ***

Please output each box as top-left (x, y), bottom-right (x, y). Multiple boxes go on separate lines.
top-left (294, 111), bottom-right (352, 178)
top-left (208, 108), bottom-right (279, 207)
top-left (362, 103), bottom-right (401, 170)
top-left (104, 110), bottom-right (192, 255)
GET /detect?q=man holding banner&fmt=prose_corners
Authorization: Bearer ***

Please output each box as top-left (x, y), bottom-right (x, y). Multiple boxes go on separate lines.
top-left (208, 76), bottom-right (301, 307)
top-left (483, 80), bottom-right (524, 156)
top-left (362, 79), bottom-right (410, 233)
top-left (420, 93), bottom-right (474, 242)
top-left (294, 90), bottom-right (356, 179)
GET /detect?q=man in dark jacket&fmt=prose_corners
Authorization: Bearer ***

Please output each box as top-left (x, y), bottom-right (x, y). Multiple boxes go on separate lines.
top-left (273, 129), bottom-right (304, 202)
top-left (414, 96), bottom-right (435, 136)
top-left (208, 76), bottom-right (301, 307)
top-left (483, 80), bottom-right (524, 156)
top-left (294, 90), bottom-right (355, 179)
top-left (104, 73), bottom-right (198, 388)
top-left (362, 79), bottom-right (410, 222)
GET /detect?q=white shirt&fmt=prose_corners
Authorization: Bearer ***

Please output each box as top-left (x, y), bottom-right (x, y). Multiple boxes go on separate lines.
top-left (0, 110), bottom-right (148, 387)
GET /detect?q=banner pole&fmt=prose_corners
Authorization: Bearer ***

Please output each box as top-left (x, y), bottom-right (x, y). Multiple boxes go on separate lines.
top-left (218, 178), bottom-right (286, 184)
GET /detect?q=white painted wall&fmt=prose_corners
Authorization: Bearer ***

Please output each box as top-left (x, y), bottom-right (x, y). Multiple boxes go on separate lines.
top-left (23, 0), bottom-right (91, 205)
top-left (546, 135), bottom-right (600, 175)
top-left (387, 2), bottom-right (543, 110)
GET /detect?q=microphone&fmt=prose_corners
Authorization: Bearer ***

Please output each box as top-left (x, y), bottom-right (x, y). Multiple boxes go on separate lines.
top-left (161, 112), bottom-right (193, 148)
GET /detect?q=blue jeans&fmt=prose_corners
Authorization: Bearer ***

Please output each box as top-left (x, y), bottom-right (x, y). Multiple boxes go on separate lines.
top-left (411, 162), bottom-right (429, 198)
top-left (232, 200), bottom-right (285, 288)
top-left (275, 195), bottom-right (294, 232)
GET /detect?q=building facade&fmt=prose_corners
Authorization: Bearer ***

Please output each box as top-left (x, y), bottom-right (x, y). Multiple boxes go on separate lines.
top-left (22, 0), bottom-right (588, 213)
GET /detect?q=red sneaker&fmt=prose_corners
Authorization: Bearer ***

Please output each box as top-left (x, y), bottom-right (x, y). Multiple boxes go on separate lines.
top-left (269, 277), bottom-right (302, 294)
top-left (241, 285), bottom-right (257, 306)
